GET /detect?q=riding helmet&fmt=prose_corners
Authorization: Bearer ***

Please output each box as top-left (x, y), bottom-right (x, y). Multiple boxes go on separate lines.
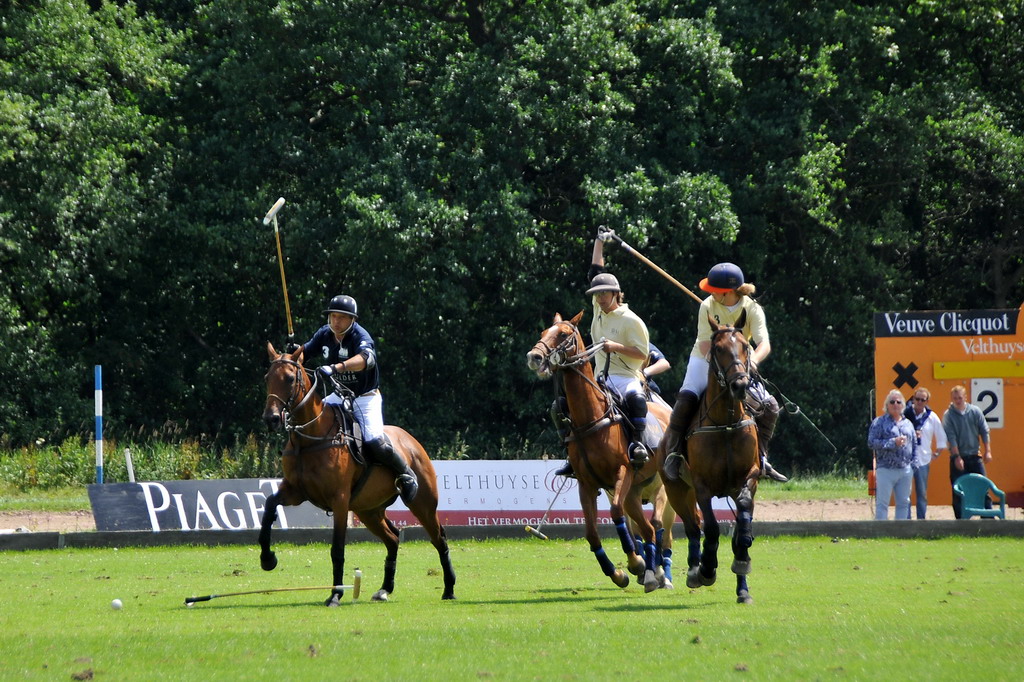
top-left (585, 272), bottom-right (621, 295)
top-left (324, 295), bottom-right (359, 318)
top-left (700, 263), bottom-right (744, 294)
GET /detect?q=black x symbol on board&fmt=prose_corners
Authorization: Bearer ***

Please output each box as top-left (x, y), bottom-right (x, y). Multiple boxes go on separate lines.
top-left (892, 362), bottom-right (919, 389)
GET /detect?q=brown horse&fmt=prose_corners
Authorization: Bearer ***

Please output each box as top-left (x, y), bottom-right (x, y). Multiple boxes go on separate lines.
top-left (527, 312), bottom-right (672, 590)
top-left (658, 312), bottom-right (759, 603)
top-left (261, 343), bottom-right (456, 606)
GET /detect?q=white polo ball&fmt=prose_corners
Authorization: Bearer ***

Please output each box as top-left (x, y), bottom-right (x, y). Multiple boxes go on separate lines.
top-left (111, 598), bottom-right (123, 610)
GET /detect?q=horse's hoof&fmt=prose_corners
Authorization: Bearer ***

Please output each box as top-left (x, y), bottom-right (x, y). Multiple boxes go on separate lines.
top-left (700, 569), bottom-right (717, 587)
top-left (627, 554), bottom-right (646, 577)
top-left (260, 553), bottom-right (278, 572)
top-left (643, 570), bottom-right (660, 593)
top-left (442, 593), bottom-right (457, 600)
top-left (371, 589), bottom-right (390, 602)
top-left (324, 592), bottom-right (342, 607)
top-left (732, 559), bottom-right (751, 576)
top-left (737, 590), bottom-right (754, 604)
top-left (662, 579), bottom-right (675, 590)
top-left (612, 570), bottom-right (630, 589)
top-left (686, 568), bottom-right (703, 589)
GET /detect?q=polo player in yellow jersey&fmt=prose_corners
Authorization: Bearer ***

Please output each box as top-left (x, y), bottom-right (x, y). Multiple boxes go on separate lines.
top-left (554, 228), bottom-right (653, 476)
top-left (662, 262), bottom-right (788, 483)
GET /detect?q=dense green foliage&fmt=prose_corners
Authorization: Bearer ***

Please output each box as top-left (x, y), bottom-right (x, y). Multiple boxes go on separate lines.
top-left (2, 1), bottom-right (1021, 474)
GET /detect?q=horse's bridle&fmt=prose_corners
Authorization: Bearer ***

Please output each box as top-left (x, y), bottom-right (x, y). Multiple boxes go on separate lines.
top-left (531, 320), bottom-right (624, 450)
top-left (709, 326), bottom-right (751, 388)
top-left (692, 326), bottom-right (756, 435)
top-left (530, 321), bottom-right (606, 373)
top-left (265, 357), bottom-right (332, 441)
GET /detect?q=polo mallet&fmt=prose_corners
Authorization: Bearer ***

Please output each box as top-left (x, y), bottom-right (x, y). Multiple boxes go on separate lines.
top-left (525, 475), bottom-right (572, 540)
top-left (185, 571), bottom-right (361, 605)
top-left (602, 229), bottom-right (703, 305)
top-left (263, 197), bottom-right (293, 339)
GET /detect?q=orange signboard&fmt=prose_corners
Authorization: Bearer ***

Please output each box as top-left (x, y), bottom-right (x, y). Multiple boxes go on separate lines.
top-left (873, 304), bottom-right (1024, 508)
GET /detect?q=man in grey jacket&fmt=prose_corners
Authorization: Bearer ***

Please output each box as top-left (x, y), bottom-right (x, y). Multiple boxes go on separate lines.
top-left (942, 385), bottom-right (993, 519)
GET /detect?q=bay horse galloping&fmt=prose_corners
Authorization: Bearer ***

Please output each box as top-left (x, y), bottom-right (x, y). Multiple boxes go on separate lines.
top-left (261, 343), bottom-right (456, 606)
top-left (659, 312), bottom-right (759, 603)
top-left (527, 312), bottom-right (672, 591)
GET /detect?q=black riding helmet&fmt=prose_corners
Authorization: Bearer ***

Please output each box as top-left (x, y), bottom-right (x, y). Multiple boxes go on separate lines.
top-left (324, 295), bottom-right (359, 318)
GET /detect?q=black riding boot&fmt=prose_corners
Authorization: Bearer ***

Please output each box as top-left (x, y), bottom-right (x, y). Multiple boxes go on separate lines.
top-left (663, 391), bottom-right (700, 482)
top-left (625, 393), bottom-right (650, 467)
top-left (755, 397), bottom-right (788, 482)
top-left (550, 397), bottom-right (576, 478)
top-left (365, 437), bottom-right (419, 504)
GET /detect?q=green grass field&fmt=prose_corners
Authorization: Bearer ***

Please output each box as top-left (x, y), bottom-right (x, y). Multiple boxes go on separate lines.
top-left (2, 536), bottom-right (1021, 680)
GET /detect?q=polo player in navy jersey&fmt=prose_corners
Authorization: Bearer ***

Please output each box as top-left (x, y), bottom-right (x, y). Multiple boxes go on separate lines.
top-left (298, 295), bottom-right (417, 503)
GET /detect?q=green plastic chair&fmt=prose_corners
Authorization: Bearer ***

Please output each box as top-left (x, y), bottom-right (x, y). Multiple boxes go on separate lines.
top-left (953, 473), bottom-right (1006, 520)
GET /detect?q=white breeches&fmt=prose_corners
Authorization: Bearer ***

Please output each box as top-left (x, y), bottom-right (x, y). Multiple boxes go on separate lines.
top-left (324, 390), bottom-right (384, 441)
top-left (679, 355), bottom-right (710, 396)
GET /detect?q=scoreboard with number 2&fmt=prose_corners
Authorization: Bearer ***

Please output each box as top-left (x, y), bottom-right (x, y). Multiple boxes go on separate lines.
top-left (873, 304), bottom-right (1024, 507)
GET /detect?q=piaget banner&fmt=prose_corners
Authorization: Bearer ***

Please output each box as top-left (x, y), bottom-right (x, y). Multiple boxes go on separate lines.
top-left (89, 460), bottom-right (731, 532)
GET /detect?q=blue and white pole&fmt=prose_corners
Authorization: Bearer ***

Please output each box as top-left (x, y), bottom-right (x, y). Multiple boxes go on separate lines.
top-left (94, 365), bottom-right (103, 484)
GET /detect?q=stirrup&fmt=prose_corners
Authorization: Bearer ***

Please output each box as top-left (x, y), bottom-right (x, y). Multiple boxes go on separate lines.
top-left (663, 452), bottom-right (684, 481)
top-left (628, 441), bottom-right (649, 468)
top-left (760, 458), bottom-right (788, 483)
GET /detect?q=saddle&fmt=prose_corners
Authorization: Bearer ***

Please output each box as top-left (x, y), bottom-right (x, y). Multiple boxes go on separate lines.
top-left (600, 381), bottom-right (665, 453)
top-left (325, 402), bottom-right (365, 465)
top-left (684, 380), bottom-right (767, 439)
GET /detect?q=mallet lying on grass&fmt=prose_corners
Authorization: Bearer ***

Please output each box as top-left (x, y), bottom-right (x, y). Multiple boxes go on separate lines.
top-left (525, 476), bottom-right (571, 540)
top-left (186, 570), bottom-right (362, 605)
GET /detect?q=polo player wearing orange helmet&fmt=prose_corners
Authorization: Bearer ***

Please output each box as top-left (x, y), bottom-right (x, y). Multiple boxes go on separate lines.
top-left (662, 263), bottom-right (788, 483)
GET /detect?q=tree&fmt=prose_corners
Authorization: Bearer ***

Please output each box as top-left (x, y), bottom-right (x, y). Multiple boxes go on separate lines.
top-left (0, 1), bottom-right (183, 444)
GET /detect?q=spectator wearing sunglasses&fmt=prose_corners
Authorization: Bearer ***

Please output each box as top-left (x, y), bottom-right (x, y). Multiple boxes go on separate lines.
top-left (867, 389), bottom-right (916, 520)
top-left (901, 388), bottom-right (947, 519)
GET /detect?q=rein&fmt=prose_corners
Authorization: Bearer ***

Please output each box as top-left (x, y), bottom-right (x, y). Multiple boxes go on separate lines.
top-left (266, 357), bottom-right (339, 443)
top-left (530, 329), bottom-right (605, 372)
top-left (694, 326), bottom-right (755, 435)
top-left (709, 325), bottom-right (751, 388)
top-left (541, 322), bottom-right (615, 428)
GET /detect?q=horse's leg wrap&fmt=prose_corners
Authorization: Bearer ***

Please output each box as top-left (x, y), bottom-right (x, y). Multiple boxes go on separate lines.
top-left (259, 493), bottom-right (280, 571)
top-left (687, 536), bottom-right (701, 569)
top-left (593, 547), bottom-right (617, 576)
top-left (736, 486), bottom-right (754, 549)
top-left (439, 547), bottom-right (456, 600)
top-left (634, 534), bottom-right (646, 579)
top-left (654, 528), bottom-right (665, 569)
top-left (382, 556), bottom-right (398, 595)
top-left (662, 548), bottom-right (674, 583)
top-left (613, 517), bottom-right (638, 557)
top-left (736, 574), bottom-right (752, 603)
top-left (643, 542), bottom-right (657, 573)
top-left (736, 509), bottom-right (754, 550)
